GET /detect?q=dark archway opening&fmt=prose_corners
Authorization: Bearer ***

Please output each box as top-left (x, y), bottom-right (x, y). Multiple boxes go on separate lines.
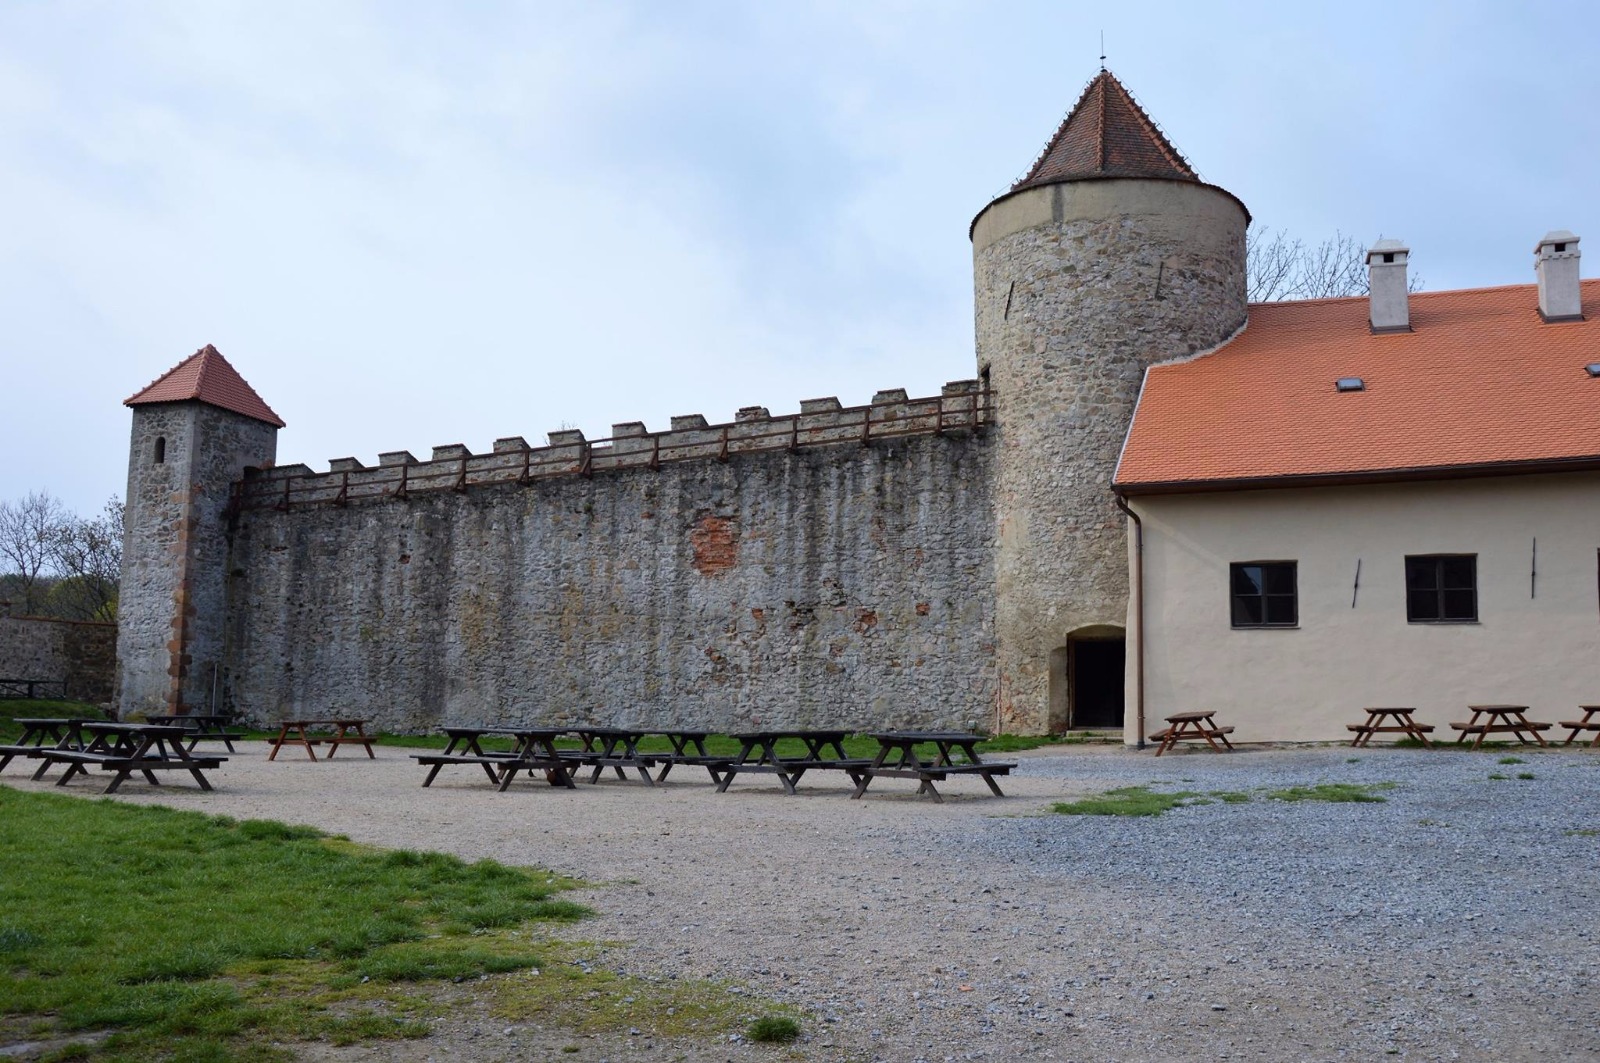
top-left (1069, 636), bottom-right (1125, 729)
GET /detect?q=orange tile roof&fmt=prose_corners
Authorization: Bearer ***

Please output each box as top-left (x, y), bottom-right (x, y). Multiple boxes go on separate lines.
top-left (1012, 69), bottom-right (1197, 192)
top-left (1115, 280), bottom-right (1600, 492)
top-left (124, 344), bottom-right (285, 428)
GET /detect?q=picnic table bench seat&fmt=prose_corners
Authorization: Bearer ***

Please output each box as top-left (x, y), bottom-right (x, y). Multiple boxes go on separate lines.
top-left (410, 750), bottom-right (519, 787)
top-left (1560, 706), bottom-right (1600, 746)
top-left (857, 760), bottom-right (1016, 800)
top-left (712, 757), bottom-right (876, 794)
top-left (1148, 725), bottom-right (1234, 741)
top-left (1449, 721), bottom-right (1551, 737)
top-left (649, 752), bottom-right (736, 782)
top-left (0, 742), bottom-right (48, 773)
top-left (46, 749), bottom-right (226, 793)
top-left (1345, 722), bottom-right (1435, 733)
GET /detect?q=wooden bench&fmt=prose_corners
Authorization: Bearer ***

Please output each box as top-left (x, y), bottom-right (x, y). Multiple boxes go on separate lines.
top-left (713, 758), bottom-right (874, 795)
top-left (39, 723), bottom-right (227, 793)
top-left (649, 753), bottom-right (732, 783)
top-left (853, 761), bottom-right (1014, 802)
top-left (1450, 706), bottom-right (1550, 750)
top-left (268, 719), bottom-right (376, 761)
top-left (149, 715), bottom-right (248, 753)
top-left (1346, 707), bottom-right (1435, 747)
top-left (1151, 713), bottom-right (1235, 755)
top-left (411, 751), bottom-right (517, 787)
top-left (47, 750), bottom-right (226, 793)
top-left (1560, 706), bottom-right (1600, 747)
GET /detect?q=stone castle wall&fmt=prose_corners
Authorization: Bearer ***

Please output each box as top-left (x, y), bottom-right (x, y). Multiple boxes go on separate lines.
top-left (221, 392), bottom-right (996, 732)
top-left (0, 615), bottom-right (117, 704)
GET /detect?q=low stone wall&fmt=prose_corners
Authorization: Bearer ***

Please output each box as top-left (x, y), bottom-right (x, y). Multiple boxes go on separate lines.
top-left (0, 615), bottom-right (117, 704)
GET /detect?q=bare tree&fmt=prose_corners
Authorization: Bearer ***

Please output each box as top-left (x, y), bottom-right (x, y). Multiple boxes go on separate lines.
top-left (0, 491), bottom-right (68, 615)
top-left (1248, 228), bottom-right (1424, 303)
top-left (48, 498), bottom-right (123, 621)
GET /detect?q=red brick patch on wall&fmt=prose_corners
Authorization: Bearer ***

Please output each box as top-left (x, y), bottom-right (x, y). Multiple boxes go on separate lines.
top-left (689, 516), bottom-right (739, 576)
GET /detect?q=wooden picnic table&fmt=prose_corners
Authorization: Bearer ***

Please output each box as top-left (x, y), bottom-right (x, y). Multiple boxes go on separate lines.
top-left (1559, 705), bottom-right (1600, 747)
top-left (714, 729), bottom-right (870, 795)
top-left (567, 727), bottom-right (660, 786)
top-left (267, 719), bottom-right (377, 761)
top-left (148, 713), bottom-right (247, 753)
top-left (0, 678), bottom-right (67, 699)
top-left (1, 718), bottom-right (94, 776)
top-left (1150, 711), bottom-right (1235, 756)
top-left (38, 722), bottom-right (226, 794)
top-left (1450, 705), bottom-right (1550, 750)
top-left (411, 727), bottom-right (576, 792)
top-left (645, 730), bottom-right (715, 782)
top-left (412, 726), bottom-right (523, 786)
top-left (1347, 707), bottom-right (1435, 747)
top-left (852, 731), bottom-right (1015, 802)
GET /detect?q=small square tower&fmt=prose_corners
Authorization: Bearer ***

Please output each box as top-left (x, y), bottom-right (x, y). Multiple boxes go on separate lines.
top-left (119, 345), bottom-right (282, 717)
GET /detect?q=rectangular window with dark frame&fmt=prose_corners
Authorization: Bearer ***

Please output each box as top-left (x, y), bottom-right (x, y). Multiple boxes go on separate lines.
top-left (1405, 554), bottom-right (1477, 622)
top-left (1230, 562), bottom-right (1298, 628)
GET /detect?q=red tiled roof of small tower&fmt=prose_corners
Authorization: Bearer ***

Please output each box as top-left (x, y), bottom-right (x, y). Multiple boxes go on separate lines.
top-left (124, 345), bottom-right (285, 428)
top-left (1012, 69), bottom-right (1198, 192)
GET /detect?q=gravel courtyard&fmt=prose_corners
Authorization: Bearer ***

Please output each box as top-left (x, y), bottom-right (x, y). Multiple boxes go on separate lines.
top-left (9, 742), bottom-right (1598, 1062)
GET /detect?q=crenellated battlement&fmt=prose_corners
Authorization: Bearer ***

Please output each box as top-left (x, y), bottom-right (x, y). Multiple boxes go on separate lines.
top-left (233, 380), bottom-right (990, 512)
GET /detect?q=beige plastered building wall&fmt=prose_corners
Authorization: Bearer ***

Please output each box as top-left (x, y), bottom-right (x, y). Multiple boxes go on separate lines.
top-left (1124, 471), bottom-right (1600, 743)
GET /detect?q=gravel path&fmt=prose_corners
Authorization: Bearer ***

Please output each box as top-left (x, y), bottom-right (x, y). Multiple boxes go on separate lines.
top-left (8, 742), bottom-right (1598, 1061)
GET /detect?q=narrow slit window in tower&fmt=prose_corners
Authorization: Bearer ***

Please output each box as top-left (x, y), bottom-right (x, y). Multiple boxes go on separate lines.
top-left (154, 437), bottom-right (166, 465)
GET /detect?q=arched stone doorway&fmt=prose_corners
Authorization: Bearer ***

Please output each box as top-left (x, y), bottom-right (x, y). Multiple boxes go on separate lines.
top-left (1048, 625), bottom-right (1126, 732)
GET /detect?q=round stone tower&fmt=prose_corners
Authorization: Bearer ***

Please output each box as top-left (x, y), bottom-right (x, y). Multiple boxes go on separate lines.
top-left (972, 70), bottom-right (1249, 733)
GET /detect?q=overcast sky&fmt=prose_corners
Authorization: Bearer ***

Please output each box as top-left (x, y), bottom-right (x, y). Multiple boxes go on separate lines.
top-left (4, 0), bottom-right (1597, 514)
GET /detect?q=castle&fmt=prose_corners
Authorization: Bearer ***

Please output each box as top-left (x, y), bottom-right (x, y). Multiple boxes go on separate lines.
top-left (116, 69), bottom-right (1251, 735)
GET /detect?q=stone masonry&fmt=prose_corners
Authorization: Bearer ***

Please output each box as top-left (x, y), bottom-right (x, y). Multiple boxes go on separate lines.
top-left (0, 615), bottom-right (117, 704)
top-left (224, 426), bottom-right (995, 732)
top-left (973, 180), bottom-right (1248, 730)
top-left (119, 402), bottom-right (278, 717)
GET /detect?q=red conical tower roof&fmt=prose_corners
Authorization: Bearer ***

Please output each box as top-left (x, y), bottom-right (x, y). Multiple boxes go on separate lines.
top-left (124, 344), bottom-right (285, 428)
top-left (1012, 69), bottom-right (1197, 192)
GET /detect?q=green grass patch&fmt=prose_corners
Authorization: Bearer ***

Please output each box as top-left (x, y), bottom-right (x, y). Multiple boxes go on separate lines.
top-left (1566, 829), bottom-right (1599, 838)
top-left (490, 944), bottom-right (801, 1040)
top-left (1051, 786), bottom-right (1202, 817)
top-left (1498, 756), bottom-right (1526, 765)
top-left (1517, 772), bottom-right (1536, 780)
top-left (0, 788), bottom-right (587, 1059)
top-left (1053, 782), bottom-right (1394, 815)
top-left (746, 1015), bottom-right (802, 1043)
top-left (1488, 772), bottom-right (1509, 780)
top-left (1263, 783), bottom-right (1392, 803)
top-left (0, 698), bottom-right (106, 742)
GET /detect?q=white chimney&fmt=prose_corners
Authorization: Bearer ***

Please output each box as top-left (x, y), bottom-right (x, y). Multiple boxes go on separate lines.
top-left (1366, 239), bottom-right (1411, 333)
top-left (1535, 230), bottom-right (1583, 322)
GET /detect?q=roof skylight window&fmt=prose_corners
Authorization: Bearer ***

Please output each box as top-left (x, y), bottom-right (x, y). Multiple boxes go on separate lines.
top-left (1336, 378), bottom-right (1365, 392)
top-left (1586, 364), bottom-right (1600, 377)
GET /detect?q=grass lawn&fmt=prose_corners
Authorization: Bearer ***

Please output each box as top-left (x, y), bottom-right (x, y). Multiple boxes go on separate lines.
top-left (0, 699), bottom-right (107, 743)
top-left (0, 787), bottom-right (587, 1060)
